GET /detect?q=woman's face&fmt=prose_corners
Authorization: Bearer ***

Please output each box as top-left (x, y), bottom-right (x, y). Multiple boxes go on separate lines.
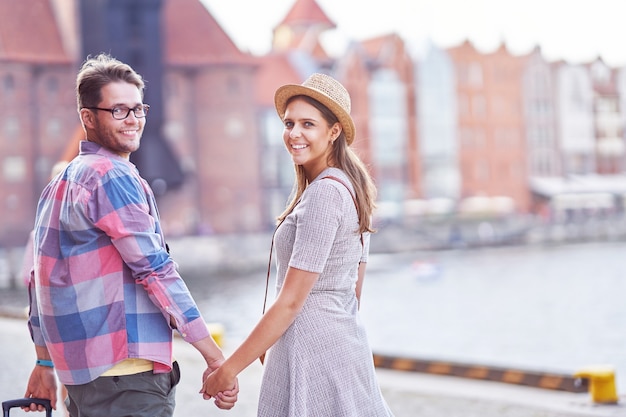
top-left (282, 97), bottom-right (341, 180)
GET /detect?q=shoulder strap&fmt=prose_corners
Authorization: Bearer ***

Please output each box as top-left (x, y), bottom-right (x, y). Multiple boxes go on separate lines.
top-left (262, 211), bottom-right (290, 316)
top-left (259, 176), bottom-right (364, 364)
top-left (322, 175), bottom-right (358, 215)
top-left (263, 175), bottom-right (363, 316)
top-left (322, 175), bottom-right (364, 247)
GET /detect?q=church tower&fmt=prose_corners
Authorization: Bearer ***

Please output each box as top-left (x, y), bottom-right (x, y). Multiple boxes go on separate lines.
top-left (272, 0), bottom-right (336, 60)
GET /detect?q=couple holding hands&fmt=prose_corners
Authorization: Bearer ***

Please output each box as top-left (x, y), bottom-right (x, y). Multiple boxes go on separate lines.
top-left (24, 53), bottom-right (392, 417)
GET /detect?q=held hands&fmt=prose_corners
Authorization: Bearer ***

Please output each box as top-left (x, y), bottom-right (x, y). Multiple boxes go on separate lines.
top-left (200, 365), bottom-right (239, 410)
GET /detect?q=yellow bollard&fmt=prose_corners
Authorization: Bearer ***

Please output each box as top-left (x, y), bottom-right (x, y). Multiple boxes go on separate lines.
top-left (206, 322), bottom-right (225, 348)
top-left (574, 365), bottom-right (619, 404)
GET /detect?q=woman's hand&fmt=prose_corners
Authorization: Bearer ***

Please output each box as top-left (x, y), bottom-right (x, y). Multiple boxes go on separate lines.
top-left (212, 379), bottom-right (239, 410)
top-left (200, 366), bottom-right (239, 409)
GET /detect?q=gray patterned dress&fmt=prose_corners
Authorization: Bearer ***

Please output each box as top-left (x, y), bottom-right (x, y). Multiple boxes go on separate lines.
top-left (258, 167), bottom-right (394, 417)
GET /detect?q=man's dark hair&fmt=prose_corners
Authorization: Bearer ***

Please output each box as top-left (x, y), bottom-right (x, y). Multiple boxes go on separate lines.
top-left (76, 53), bottom-right (145, 109)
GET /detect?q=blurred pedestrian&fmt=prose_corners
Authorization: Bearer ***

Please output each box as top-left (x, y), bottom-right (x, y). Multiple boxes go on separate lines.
top-left (201, 73), bottom-right (394, 416)
top-left (23, 53), bottom-right (237, 416)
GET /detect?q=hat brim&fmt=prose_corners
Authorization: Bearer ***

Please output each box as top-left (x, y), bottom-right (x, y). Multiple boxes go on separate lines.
top-left (274, 84), bottom-right (355, 145)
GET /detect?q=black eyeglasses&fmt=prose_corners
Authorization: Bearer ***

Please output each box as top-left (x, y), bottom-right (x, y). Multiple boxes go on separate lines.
top-left (83, 104), bottom-right (150, 120)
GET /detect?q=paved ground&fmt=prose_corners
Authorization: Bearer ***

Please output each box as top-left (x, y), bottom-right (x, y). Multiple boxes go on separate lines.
top-left (2, 232), bottom-right (626, 416)
top-left (1, 314), bottom-right (625, 417)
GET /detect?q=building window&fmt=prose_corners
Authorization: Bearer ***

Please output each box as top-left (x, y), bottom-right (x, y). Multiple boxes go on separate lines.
top-left (569, 76), bottom-right (587, 112)
top-left (591, 61), bottom-right (610, 84)
top-left (46, 118), bottom-right (62, 138)
top-left (224, 114), bottom-right (244, 138)
top-left (3, 156), bottom-right (26, 182)
top-left (165, 76), bottom-right (179, 99)
top-left (468, 63), bottom-right (483, 87)
top-left (164, 120), bottom-right (184, 143)
top-left (597, 97), bottom-right (617, 113)
top-left (536, 128), bottom-right (549, 145)
top-left (5, 193), bottom-right (19, 210)
top-left (263, 110), bottom-right (283, 146)
top-left (129, 50), bottom-right (144, 68)
top-left (47, 76), bottom-right (59, 96)
top-left (460, 127), bottom-right (473, 147)
top-left (457, 62), bottom-right (483, 87)
top-left (472, 95), bottom-right (486, 117)
top-left (510, 164), bottom-right (522, 179)
top-left (227, 77), bottom-right (240, 94)
top-left (458, 94), bottom-right (470, 116)
top-left (534, 71), bottom-right (550, 92)
top-left (474, 161), bottom-right (490, 180)
top-left (128, 4), bottom-right (142, 40)
top-left (3, 74), bottom-right (15, 95)
top-left (495, 64), bottom-right (513, 84)
top-left (495, 129), bottom-right (518, 147)
top-left (493, 96), bottom-right (505, 116)
top-left (3, 117), bottom-right (19, 140)
top-left (460, 128), bottom-right (485, 148)
top-left (474, 128), bottom-right (486, 147)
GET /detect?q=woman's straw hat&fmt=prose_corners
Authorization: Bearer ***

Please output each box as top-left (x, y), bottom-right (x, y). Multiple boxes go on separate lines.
top-left (274, 73), bottom-right (355, 145)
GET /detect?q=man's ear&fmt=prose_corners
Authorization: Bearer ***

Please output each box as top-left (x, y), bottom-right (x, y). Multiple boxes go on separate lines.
top-left (80, 109), bottom-right (95, 129)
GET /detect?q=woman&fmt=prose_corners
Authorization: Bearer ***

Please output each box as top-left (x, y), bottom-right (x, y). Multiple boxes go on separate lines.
top-left (202, 73), bottom-right (394, 416)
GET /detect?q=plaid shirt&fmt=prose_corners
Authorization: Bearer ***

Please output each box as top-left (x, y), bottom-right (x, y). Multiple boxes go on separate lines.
top-left (28, 141), bottom-right (210, 385)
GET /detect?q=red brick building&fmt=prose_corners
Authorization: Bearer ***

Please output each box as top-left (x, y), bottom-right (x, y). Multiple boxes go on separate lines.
top-left (2, 0), bottom-right (623, 248)
top-left (0, 0), bottom-right (76, 246)
top-left (0, 0), bottom-right (265, 244)
top-left (159, 0), bottom-right (262, 235)
top-left (447, 41), bottom-right (530, 212)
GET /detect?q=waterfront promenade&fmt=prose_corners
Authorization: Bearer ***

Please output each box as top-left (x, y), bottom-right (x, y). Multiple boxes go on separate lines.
top-left (0, 312), bottom-right (624, 416)
top-left (3, 227), bottom-right (626, 415)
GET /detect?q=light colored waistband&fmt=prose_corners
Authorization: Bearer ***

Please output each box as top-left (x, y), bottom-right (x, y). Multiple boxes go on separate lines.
top-left (100, 358), bottom-right (154, 377)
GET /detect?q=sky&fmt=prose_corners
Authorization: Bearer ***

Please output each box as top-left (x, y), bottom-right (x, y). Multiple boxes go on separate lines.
top-left (201, 0), bottom-right (626, 67)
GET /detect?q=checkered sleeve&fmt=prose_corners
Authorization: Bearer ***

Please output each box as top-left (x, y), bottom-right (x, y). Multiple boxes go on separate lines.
top-left (27, 271), bottom-right (46, 346)
top-left (90, 166), bottom-right (208, 342)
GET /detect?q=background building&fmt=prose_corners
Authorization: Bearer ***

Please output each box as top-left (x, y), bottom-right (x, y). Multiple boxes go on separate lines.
top-left (1, 0), bottom-right (626, 249)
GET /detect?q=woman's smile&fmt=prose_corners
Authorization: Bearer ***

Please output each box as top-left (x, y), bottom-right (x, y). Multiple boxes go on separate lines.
top-left (283, 98), bottom-right (337, 179)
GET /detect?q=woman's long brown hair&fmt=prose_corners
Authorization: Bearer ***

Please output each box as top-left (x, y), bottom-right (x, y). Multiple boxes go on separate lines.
top-left (278, 95), bottom-right (377, 234)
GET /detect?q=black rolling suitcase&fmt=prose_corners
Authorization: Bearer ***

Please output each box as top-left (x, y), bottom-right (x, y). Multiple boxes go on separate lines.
top-left (2, 398), bottom-right (52, 416)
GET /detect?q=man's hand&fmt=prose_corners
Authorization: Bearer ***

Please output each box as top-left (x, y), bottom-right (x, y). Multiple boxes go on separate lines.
top-left (23, 366), bottom-right (58, 411)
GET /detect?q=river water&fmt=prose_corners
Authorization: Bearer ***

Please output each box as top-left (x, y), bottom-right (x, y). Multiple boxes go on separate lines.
top-left (184, 240), bottom-right (626, 393)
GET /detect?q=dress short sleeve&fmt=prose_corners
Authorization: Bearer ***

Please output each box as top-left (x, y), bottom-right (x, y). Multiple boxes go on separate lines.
top-left (288, 180), bottom-right (344, 273)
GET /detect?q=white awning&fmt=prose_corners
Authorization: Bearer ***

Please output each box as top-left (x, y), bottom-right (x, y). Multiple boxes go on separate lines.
top-left (530, 175), bottom-right (626, 197)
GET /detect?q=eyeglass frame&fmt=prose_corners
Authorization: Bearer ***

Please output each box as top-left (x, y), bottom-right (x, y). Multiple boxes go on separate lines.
top-left (82, 104), bottom-right (150, 120)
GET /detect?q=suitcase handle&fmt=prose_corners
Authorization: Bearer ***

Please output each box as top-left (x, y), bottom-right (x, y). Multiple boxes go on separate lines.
top-left (2, 398), bottom-right (52, 416)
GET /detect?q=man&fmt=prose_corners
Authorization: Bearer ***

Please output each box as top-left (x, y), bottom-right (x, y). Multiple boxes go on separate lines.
top-left (24, 53), bottom-right (237, 416)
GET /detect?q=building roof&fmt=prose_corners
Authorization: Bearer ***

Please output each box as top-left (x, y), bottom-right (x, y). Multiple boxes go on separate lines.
top-left (162, 0), bottom-right (256, 66)
top-left (254, 53), bottom-right (303, 106)
top-left (277, 0), bottom-right (336, 29)
top-left (272, 0), bottom-right (336, 60)
top-left (360, 33), bottom-right (407, 64)
top-left (0, 0), bottom-right (71, 63)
